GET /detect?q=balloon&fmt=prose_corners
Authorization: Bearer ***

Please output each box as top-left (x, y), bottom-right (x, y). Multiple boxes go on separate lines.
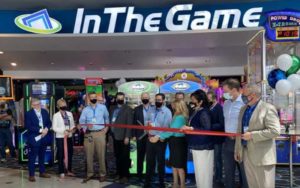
top-left (286, 55), bottom-right (300, 76)
top-left (115, 80), bottom-right (120, 87)
top-left (277, 54), bottom-right (293, 71)
top-left (119, 77), bottom-right (126, 84)
top-left (267, 69), bottom-right (286, 89)
top-left (275, 79), bottom-right (292, 96)
top-left (287, 74), bottom-right (300, 91)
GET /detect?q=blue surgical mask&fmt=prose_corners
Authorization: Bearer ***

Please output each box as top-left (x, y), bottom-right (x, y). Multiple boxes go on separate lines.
top-left (223, 92), bottom-right (232, 100)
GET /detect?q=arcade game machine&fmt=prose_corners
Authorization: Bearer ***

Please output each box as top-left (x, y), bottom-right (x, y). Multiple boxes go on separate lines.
top-left (159, 69), bottom-right (208, 174)
top-left (247, 11), bottom-right (300, 165)
top-left (18, 82), bottom-right (55, 165)
top-left (118, 81), bottom-right (159, 174)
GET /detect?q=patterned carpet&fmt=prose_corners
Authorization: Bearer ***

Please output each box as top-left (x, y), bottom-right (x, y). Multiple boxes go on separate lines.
top-left (1, 141), bottom-right (300, 188)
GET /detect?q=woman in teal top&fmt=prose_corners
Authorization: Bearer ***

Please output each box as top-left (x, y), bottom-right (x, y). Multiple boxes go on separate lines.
top-left (150, 100), bottom-right (188, 188)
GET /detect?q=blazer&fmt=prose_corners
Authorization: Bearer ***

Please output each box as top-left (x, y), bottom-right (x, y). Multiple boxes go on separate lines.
top-left (235, 100), bottom-right (281, 166)
top-left (52, 111), bottom-right (75, 138)
top-left (210, 103), bottom-right (225, 144)
top-left (25, 108), bottom-right (52, 147)
top-left (110, 104), bottom-right (133, 140)
top-left (133, 104), bottom-right (146, 138)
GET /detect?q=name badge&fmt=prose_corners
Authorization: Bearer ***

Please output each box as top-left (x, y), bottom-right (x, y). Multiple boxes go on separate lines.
top-left (112, 117), bottom-right (116, 123)
top-left (39, 123), bottom-right (43, 128)
top-left (92, 118), bottom-right (97, 124)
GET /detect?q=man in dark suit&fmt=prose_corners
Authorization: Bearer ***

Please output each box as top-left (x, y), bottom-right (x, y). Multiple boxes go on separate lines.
top-left (133, 92), bottom-right (155, 180)
top-left (25, 98), bottom-right (52, 182)
top-left (110, 92), bottom-right (133, 184)
top-left (207, 91), bottom-right (225, 186)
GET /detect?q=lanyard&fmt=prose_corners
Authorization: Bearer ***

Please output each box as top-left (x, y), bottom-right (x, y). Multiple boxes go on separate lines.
top-left (91, 106), bottom-right (96, 119)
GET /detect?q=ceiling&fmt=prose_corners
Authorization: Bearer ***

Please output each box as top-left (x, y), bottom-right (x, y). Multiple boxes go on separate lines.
top-left (0, 0), bottom-right (278, 10)
top-left (0, 28), bottom-right (262, 72)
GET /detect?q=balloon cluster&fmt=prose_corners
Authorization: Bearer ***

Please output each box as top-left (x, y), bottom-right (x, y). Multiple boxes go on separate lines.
top-left (268, 54), bottom-right (300, 96)
top-left (115, 77), bottom-right (126, 87)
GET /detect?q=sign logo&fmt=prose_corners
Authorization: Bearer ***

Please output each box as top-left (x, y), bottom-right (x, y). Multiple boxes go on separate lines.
top-left (171, 82), bottom-right (190, 91)
top-left (0, 87), bottom-right (5, 95)
top-left (15, 9), bottom-right (62, 34)
top-left (132, 83), bottom-right (145, 91)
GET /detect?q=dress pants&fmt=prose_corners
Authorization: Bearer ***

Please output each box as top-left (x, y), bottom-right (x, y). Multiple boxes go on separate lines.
top-left (145, 140), bottom-right (166, 188)
top-left (84, 131), bottom-right (106, 177)
top-left (113, 139), bottom-right (130, 178)
top-left (192, 149), bottom-right (214, 188)
top-left (244, 148), bottom-right (275, 188)
top-left (137, 136), bottom-right (147, 178)
top-left (223, 138), bottom-right (248, 188)
top-left (28, 144), bottom-right (47, 177)
top-left (214, 143), bottom-right (223, 182)
top-left (56, 137), bottom-right (73, 174)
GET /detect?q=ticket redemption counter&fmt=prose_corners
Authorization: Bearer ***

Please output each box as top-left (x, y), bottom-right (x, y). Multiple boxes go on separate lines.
top-left (17, 82), bottom-right (56, 165)
top-left (247, 10), bottom-right (300, 164)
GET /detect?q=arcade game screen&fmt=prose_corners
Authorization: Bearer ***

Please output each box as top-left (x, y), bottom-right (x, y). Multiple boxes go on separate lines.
top-left (0, 76), bottom-right (13, 99)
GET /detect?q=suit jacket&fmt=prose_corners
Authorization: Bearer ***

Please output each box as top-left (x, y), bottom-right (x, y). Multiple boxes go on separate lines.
top-left (25, 108), bottom-right (52, 147)
top-left (110, 104), bottom-right (133, 140)
top-left (235, 100), bottom-right (281, 166)
top-left (210, 103), bottom-right (225, 144)
top-left (133, 104), bottom-right (146, 138)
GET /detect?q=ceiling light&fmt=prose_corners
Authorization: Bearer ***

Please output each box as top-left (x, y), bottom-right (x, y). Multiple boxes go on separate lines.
top-left (0, 51), bottom-right (4, 54)
top-left (10, 62), bottom-right (17, 67)
top-left (50, 62), bottom-right (55, 65)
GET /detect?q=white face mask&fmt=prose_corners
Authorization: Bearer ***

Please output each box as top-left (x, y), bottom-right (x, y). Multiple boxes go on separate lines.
top-left (223, 92), bottom-right (232, 100)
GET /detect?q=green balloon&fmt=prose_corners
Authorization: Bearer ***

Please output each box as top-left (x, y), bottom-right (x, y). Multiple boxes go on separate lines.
top-left (286, 55), bottom-right (300, 76)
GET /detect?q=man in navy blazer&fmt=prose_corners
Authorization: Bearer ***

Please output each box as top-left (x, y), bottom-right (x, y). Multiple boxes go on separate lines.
top-left (25, 98), bottom-right (52, 182)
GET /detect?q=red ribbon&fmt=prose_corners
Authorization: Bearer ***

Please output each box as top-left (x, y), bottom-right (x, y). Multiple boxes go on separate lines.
top-left (79, 123), bottom-right (240, 137)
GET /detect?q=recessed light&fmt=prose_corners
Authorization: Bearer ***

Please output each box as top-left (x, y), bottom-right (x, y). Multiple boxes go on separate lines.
top-left (89, 62), bottom-right (94, 65)
top-left (166, 61), bottom-right (172, 64)
top-left (10, 62), bottom-right (17, 67)
top-left (0, 51), bottom-right (4, 54)
top-left (50, 62), bottom-right (55, 65)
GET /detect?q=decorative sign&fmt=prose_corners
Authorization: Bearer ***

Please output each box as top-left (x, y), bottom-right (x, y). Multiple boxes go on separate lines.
top-left (0, 76), bottom-right (14, 100)
top-left (265, 10), bottom-right (300, 41)
top-left (2, 0), bottom-right (300, 34)
top-left (118, 81), bottom-right (159, 94)
top-left (160, 80), bottom-right (202, 93)
top-left (165, 69), bottom-right (206, 84)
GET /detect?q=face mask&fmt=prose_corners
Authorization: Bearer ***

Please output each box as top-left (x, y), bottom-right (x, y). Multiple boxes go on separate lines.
top-left (117, 100), bottom-right (124, 105)
top-left (242, 95), bottom-right (252, 105)
top-left (142, 99), bottom-right (149, 105)
top-left (90, 99), bottom-right (97, 104)
top-left (155, 102), bottom-right (163, 108)
top-left (59, 106), bottom-right (68, 111)
top-left (223, 92), bottom-right (232, 100)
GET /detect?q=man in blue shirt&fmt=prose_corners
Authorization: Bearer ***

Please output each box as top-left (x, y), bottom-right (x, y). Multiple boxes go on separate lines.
top-left (144, 93), bottom-right (172, 188)
top-left (222, 79), bottom-right (248, 188)
top-left (79, 92), bottom-right (110, 183)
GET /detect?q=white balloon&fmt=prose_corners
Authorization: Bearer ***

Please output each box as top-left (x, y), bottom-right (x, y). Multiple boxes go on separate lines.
top-left (277, 54), bottom-right (293, 71)
top-left (115, 80), bottom-right (120, 87)
top-left (287, 74), bottom-right (300, 90)
top-left (275, 79), bottom-right (292, 96)
top-left (119, 77), bottom-right (126, 84)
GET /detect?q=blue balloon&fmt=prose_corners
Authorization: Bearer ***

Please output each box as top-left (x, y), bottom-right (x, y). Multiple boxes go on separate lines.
top-left (267, 69), bottom-right (286, 89)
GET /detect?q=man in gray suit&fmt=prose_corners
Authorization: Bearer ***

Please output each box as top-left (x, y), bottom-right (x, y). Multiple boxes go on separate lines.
top-left (235, 83), bottom-right (281, 188)
top-left (110, 92), bottom-right (133, 184)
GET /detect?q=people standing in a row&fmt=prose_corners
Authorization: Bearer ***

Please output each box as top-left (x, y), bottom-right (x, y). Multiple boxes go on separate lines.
top-left (25, 98), bottom-right (52, 182)
top-left (152, 100), bottom-right (188, 188)
top-left (235, 84), bottom-right (280, 188)
top-left (144, 93), bottom-right (172, 188)
top-left (110, 92), bottom-right (133, 184)
top-left (0, 102), bottom-right (16, 163)
top-left (207, 91), bottom-right (225, 186)
top-left (53, 98), bottom-right (76, 179)
top-left (133, 92), bottom-right (155, 181)
top-left (182, 89), bottom-right (214, 188)
top-left (222, 79), bottom-right (248, 188)
top-left (79, 92), bottom-right (110, 183)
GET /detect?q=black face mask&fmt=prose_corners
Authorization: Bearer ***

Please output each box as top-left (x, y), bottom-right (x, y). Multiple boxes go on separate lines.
top-left (142, 99), bottom-right (149, 105)
top-left (155, 102), bottom-right (163, 108)
top-left (59, 106), bottom-right (68, 111)
top-left (117, 100), bottom-right (124, 105)
top-left (90, 99), bottom-right (97, 104)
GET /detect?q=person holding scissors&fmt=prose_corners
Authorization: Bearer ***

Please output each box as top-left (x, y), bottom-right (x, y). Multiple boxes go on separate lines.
top-left (144, 93), bottom-right (172, 188)
top-left (53, 98), bottom-right (76, 179)
top-left (79, 92), bottom-right (110, 183)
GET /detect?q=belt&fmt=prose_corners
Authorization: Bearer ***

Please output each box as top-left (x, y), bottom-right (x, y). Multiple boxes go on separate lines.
top-left (86, 129), bottom-right (104, 133)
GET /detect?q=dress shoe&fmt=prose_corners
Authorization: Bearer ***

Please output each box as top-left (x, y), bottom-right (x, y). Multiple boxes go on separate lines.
top-left (119, 177), bottom-right (129, 184)
top-left (39, 173), bottom-right (51, 178)
top-left (28, 176), bottom-right (36, 182)
top-left (99, 176), bottom-right (107, 182)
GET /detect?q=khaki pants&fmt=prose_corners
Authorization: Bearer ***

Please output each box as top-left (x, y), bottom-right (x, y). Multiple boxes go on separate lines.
top-left (84, 131), bottom-right (106, 177)
top-left (244, 148), bottom-right (275, 188)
